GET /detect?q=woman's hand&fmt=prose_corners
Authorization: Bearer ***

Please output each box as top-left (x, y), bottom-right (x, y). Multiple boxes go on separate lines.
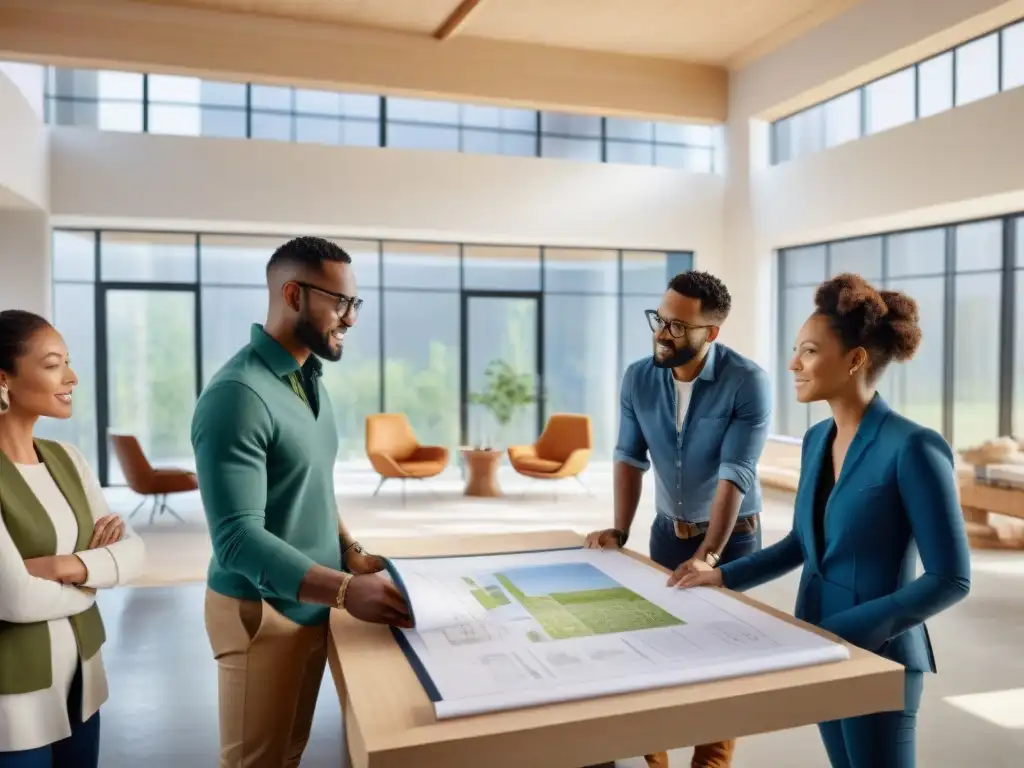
top-left (667, 558), bottom-right (724, 589)
top-left (88, 515), bottom-right (125, 549)
top-left (24, 554), bottom-right (88, 585)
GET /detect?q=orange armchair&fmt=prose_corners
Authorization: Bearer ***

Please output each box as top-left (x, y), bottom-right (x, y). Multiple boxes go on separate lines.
top-left (366, 414), bottom-right (449, 501)
top-left (508, 414), bottom-right (592, 490)
top-left (110, 433), bottom-right (198, 524)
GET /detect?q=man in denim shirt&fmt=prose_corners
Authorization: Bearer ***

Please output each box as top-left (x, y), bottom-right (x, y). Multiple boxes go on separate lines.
top-left (586, 271), bottom-right (771, 768)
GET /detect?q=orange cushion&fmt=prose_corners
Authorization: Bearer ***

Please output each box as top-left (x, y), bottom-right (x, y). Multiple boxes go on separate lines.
top-left (514, 457), bottom-right (562, 474)
top-left (396, 461), bottom-right (444, 477)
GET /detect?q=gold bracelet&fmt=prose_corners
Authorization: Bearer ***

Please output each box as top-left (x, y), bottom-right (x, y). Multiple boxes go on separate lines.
top-left (335, 572), bottom-right (354, 610)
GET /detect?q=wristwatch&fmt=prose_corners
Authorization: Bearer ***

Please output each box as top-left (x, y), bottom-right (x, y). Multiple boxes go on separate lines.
top-left (342, 541), bottom-right (365, 568)
top-left (704, 551), bottom-right (721, 568)
top-left (613, 528), bottom-right (629, 548)
top-left (343, 541), bottom-right (365, 556)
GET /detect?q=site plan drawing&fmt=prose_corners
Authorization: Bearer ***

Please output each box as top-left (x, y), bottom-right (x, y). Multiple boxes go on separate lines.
top-left (385, 547), bottom-right (849, 719)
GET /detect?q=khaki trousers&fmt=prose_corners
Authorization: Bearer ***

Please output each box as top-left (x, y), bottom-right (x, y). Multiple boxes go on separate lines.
top-left (644, 740), bottom-right (736, 767)
top-left (204, 589), bottom-right (329, 768)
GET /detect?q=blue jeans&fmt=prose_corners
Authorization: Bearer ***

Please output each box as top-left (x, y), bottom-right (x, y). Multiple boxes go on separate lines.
top-left (648, 513), bottom-right (763, 573)
top-left (645, 513), bottom-right (762, 766)
top-left (818, 671), bottom-right (923, 768)
top-left (0, 663), bottom-right (100, 768)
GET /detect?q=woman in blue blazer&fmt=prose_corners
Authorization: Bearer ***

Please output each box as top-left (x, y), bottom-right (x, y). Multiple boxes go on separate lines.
top-left (674, 273), bottom-right (971, 768)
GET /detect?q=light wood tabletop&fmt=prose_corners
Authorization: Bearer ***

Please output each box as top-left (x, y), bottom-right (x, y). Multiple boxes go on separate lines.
top-left (328, 530), bottom-right (904, 768)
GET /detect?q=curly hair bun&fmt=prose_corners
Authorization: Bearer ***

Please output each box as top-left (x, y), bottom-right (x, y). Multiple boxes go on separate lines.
top-left (813, 273), bottom-right (921, 364)
top-left (877, 289), bottom-right (922, 362)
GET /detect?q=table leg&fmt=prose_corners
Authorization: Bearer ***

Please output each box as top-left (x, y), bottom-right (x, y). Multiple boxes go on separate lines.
top-left (963, 505), bottom-right (1024, 550)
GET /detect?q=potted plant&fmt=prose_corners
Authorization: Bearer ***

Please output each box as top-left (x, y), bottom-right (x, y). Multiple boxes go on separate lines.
top-left (469, 359), bottom-right (537, 449)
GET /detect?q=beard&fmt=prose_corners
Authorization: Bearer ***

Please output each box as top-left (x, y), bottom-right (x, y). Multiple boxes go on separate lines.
top-left (295, 312), bottom-right (342, 362)
top-left (652, 339), bottom-right (699, 368)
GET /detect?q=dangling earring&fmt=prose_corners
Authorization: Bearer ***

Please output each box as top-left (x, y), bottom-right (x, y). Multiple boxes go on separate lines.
top-left (0, 385), bottom-right (9, 414)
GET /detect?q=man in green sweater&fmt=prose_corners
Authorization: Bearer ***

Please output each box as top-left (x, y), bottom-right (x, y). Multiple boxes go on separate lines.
top-left (191, 236), bottom-right (410, 768)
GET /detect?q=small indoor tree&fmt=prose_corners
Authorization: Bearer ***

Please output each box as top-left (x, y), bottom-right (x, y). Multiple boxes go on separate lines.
top-left (469, 359), bottom-right (537, 448)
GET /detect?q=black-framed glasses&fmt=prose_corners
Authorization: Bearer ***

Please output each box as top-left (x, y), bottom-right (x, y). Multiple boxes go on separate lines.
top-left (645, 309), bottom-right (712, 338)
top-left (294, 281), bottom-right (363, 317)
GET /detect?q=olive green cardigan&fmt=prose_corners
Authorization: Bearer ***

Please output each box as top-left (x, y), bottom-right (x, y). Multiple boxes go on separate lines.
top-left (0, 439), bottom-right (106, 695)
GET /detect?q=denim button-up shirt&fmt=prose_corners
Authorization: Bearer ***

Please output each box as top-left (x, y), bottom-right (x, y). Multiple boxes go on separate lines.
top-left (613, 343), bottom-right (772, 524)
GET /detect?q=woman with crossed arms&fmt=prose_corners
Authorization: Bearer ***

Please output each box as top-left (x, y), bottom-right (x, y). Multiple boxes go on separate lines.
top-left (0, 309), bottom-right (145, 767)
top-left (673, 274), bottom-right (970, 768)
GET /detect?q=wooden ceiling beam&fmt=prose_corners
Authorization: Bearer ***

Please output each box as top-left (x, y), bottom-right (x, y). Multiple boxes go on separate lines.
top-left (433, 0), bottom-right (487, 41)
top-left (0, 0), bottom-right (727, 122)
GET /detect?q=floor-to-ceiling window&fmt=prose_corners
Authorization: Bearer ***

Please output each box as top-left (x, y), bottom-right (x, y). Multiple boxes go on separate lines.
top-left (44, 229), bottom-right (691, 485)
top-left (543, 249), bottom-right (619, 458)
top-left (1015, 217), bottom-right (1024, 438)
top-left (381, 242), bottom-right (462, 452)
top-left (776, 214), bottom-right (1023, 449)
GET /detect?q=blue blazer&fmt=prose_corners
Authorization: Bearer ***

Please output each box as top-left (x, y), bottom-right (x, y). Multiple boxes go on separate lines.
top-left (720, 395), bottom-right (971, 672)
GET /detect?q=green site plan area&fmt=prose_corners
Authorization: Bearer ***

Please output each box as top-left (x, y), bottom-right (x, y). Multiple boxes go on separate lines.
top-left (463, 562), bottom-right (683, 640)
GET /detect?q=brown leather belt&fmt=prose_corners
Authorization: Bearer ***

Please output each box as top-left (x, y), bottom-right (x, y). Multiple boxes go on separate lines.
top-left (672, 513), bottom-right (759, 541)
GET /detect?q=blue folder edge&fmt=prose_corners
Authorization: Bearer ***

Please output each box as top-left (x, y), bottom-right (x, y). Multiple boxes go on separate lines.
top-left (382, 545), bottom-right (585, 708)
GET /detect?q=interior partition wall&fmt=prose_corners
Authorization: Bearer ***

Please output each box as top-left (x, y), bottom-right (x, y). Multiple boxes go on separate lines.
top-left (776, 213), bottom-right (1022, 450)
top-left (41, 229), bottom-right (693, 486)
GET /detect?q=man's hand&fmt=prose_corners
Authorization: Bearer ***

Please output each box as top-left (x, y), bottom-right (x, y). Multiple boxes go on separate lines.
top-left (344, 574), bottom-right (413, 628)
top-left (24, 554), bottom-right (89, 585)
top-left (346, 548), bottom-right (387, 576)
top-left (667, 558), bottom-right (723, 589)
top-left (88, 515), bottom-right (125, 549)
top-left (584, 528), bottom-right (623, 549)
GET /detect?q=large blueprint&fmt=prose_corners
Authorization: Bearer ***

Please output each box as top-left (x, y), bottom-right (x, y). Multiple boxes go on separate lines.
top-left (386, 547), bottom-right (848, 719)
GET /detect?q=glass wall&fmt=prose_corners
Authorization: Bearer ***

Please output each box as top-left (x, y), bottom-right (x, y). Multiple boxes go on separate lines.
top-left (43, 230), bottom-right (693, 485)
top-left (776, 214), bottom-right (1024, 450)
top-left (42, 66), bottom-right (721, 173)
top-left (771, 17), bottom-right (1024, 165)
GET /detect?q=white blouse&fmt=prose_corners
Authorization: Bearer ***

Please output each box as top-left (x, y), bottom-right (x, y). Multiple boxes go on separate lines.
top-left (0, 441), bottom-right (145, 752)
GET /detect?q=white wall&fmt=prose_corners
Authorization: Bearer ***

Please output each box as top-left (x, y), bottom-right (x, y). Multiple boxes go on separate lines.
top-left (0, 209), bottom-right (51, 317)
top-left (723, 0), bottom-right (1024, 369)
top-left (0, 62), bottom-right (44, 117)
top-left (49, 128), bottom-right (725, 269)
top-left (753, 85), bottom-right (1024, 247)
top-left (0, 66), bottom-right (47, 210)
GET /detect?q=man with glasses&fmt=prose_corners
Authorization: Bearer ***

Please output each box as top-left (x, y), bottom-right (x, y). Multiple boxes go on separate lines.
top-left (585, 271), bottom-right (771, 768)
top-left (192, 236), bottom-right (411, 767)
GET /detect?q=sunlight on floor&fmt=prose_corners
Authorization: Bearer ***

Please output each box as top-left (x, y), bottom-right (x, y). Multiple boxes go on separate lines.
top-left (944, 687), bottom-right (1024, 728)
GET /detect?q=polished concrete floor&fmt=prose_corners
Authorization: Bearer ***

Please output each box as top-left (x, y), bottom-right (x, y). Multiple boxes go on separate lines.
top-left (94, 483), bottom-right (1024, 767)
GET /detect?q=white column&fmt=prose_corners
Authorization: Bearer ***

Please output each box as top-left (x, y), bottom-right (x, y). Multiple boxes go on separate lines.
top-left (0, 209), bottom-right (52, 319)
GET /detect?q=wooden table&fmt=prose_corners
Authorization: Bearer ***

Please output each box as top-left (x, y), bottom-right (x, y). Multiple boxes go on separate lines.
top-left (460, 448), bottom-right (503, 497)
top-left (960, 478), bottom-right (1024, 550)
top-left (327, 531), bottom-right (904, 768)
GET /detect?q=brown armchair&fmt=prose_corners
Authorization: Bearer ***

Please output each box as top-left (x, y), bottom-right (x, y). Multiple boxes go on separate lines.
top-left (508, 414), bottom-right (592, 491)
top-left (365, 414), bottom-right (449, 502)
top-left (109, 433), bottom-right (198, 524)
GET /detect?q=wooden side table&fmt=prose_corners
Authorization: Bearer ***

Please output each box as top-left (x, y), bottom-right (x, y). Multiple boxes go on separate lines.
top-left (959, 478), bottom-right (1024, 550)
top-left (460, 448), bottom-right (502, 497)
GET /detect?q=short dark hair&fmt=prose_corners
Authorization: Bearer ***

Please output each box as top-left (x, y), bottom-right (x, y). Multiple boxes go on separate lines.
top-left (266, 236), bottom-right (351, 275)
top-left (667, 270), bottom-right (731, 321)
top-left (814, 273), bottom-right (922, 380)
top-left (0, 309), bottom-right (52, 374)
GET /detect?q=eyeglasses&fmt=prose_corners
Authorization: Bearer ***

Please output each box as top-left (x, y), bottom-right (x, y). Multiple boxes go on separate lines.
top-left (294, 281), bottom-right (363, 318)
top-left (645, 309), bottom-right (713, 339)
